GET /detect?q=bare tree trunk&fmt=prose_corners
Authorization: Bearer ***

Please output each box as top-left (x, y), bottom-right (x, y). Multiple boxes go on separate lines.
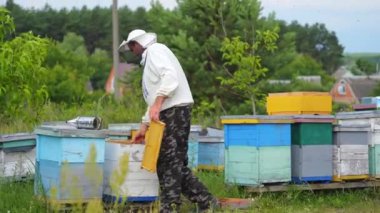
top-left (112, 0), bottom-right (120, 99)
top-left (251, 95), bottom-right (256, 115)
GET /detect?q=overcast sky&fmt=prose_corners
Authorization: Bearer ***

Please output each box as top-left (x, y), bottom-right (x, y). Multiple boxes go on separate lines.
top-left (1, 0), bottom-right (379, 53)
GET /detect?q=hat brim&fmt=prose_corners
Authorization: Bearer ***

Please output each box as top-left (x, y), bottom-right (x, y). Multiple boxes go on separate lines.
top-left (118, 40), bottom-right (130, 52)
top-left (119, 32), bottom-right (157, 52)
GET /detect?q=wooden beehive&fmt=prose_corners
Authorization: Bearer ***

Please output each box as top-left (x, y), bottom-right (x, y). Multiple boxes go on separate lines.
top-left (291, 115), bottom-right (334, 182)
top-left (266, 92), bottom-right (332, 115)
top-left (333, 125), bottom-right (369, 181)
top-left (291, 145), bottom-right (333, 183)
top-left (187, 125), bottom-right (202, 170)
top-left (369, 145), bottom-right (380, 178)
top-left (225, 146), bottom-right (291, 186)
top-left (222, 115), bottom-right (292, 186)
top-left (197, 128), bottom-right (224, 170)
top-left (0, 133), bottom-right (36, 179)
top-left (34, 123), bottom-right (107, 200)
top-left (103, 139), bottom-right (159, 202)
top-left (222, 115), bottom-right (292, 147)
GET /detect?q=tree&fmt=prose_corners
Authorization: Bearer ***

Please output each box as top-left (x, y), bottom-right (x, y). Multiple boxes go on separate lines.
top-left (44, 32), bottom-right (95, 103)
top-left (219, 29), bottom-right (278, 115)
top-left (0, 8), bottom-right (50, 122)
top-left (356, 58), bottom-right (376, 76)
top-left (288, 22), bottom-right (344, 74)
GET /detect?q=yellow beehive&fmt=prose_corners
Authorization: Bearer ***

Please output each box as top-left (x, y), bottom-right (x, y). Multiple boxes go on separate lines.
top-left (266, 92), bottom-right (332, 115)
top-left (141, 120), bottom-right (166, 172)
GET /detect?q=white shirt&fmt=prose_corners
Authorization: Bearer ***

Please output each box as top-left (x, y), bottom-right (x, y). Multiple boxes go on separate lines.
top-left (140, 42), bottom-right (194, 124)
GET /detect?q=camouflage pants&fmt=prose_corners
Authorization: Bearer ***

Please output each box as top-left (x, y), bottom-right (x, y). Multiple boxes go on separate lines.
top-left (157, 105), bottom-right (215, 213)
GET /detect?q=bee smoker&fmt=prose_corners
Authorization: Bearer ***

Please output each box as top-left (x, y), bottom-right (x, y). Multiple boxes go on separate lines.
top-left (66, 116), bottom-right (102, 130)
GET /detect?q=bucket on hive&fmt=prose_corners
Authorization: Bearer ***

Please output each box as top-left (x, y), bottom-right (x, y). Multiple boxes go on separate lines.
top-left (141, 121), bottom-right (165, 173)
top-left (0, 133), bottom-right (36, 179)
top-left (66, 116), bottom-right (102, 130)
top-left (34, 122), bottom-right (107, 201)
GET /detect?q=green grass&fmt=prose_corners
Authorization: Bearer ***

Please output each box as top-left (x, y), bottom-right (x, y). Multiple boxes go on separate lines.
top-left (3, 172), bottom-right (380, 212)
top-left (2, 95), bottom-right (380, 212)
top-left (0, 179), bottom-right (46, 212)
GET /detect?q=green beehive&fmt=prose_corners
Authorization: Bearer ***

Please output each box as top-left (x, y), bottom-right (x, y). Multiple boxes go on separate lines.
top-left (292, 123), bottom-right (333, 145)
top-left (291, 115), bottom-right (334, 146)
top-left (369, 145), bottom-right (380, 178)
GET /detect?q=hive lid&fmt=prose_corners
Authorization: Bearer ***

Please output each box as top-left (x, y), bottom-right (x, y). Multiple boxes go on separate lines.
top-left (198, 136), bottom-right (224, 143)
top-left (333, 124), bottom-right (371, 132)
top-left (268, 92), bottom-right (330, 96)
top-left (108, 123), bottom-right (140, 131)
top-left (0, 133), bottom-right (36, 143)
top-left (190, 125), bottom-right (203, 133)
top-left (221, 115), bottom-right (293, 124)
top-left (292, 115), bottom-right (335, 123)
top-left (35, 122), bottom-right (109, 138)
top-left (336, 110), bottom-right (380, 119)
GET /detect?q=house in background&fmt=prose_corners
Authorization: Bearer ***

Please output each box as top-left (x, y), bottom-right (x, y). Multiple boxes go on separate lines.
top-left (268, 75), bottom-right (321, 85)
top-left (330, 77), bottom-right (380, 104)
top-left (105, 63), bottom-right (135, 95)
top-left (332, 66), bottom-right (354, 79)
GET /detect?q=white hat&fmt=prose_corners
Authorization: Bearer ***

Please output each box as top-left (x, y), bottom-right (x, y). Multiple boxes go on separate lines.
top-left (119, 29), bottom-right (157, 51)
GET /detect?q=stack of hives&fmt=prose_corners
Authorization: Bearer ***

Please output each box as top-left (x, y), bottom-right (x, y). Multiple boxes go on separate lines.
top-left (221, 115), bottom-right (292, 186)
top-left (221, 92), bottom-right (334, 186)
top-left (334, 111), bottom-right (380, 181)
top-left (267, 92), bottom-right (334, 183)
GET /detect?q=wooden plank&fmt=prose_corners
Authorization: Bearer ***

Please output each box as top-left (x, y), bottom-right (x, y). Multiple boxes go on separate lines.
top-left (245, 181), bottom-right (380, 193)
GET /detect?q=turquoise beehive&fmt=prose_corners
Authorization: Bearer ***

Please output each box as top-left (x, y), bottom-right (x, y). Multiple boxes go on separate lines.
top-left (34, 122), bottom-right (107, 201)
top-left (221, 115), bottom-right (292, 186)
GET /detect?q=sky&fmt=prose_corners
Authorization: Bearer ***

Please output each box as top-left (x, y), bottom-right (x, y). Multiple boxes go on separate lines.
top-left (1, 0), bottom-right (379, 53)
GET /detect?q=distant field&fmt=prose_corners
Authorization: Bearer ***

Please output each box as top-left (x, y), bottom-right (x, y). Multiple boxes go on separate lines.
top-left (343, 52), bottom-right (380, 69)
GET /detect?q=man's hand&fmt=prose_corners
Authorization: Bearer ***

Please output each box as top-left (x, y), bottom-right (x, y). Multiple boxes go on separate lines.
top-left (132, 123), bottom-right (148, 143)
top-left (150, 96), bottom-right (166, 121)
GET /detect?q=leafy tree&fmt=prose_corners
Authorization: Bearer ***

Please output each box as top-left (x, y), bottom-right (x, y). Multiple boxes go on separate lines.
top-left (287, 22), bottom-right (344, 74)
top-left (275, 54), bottom-right (324, 79)
top-left (89, 48), bottom-right (112, 90)
top-left (219, 29), bottom-right (278, 114)
top-left (0, 7), bottom-right (50, 123)
top-left (356, 58), bottom-right (376, 76)
top-left (44, 32), bottom-right (95, 103)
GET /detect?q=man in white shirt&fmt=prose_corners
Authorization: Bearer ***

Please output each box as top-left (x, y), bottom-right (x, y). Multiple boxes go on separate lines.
top-left (120, 29), bottom-right (217, 212)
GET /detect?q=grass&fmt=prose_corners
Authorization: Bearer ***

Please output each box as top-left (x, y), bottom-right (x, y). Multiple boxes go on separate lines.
top-left (2, 173), bottom-right (380, 212)
top-left (2, 96), bottom-right (380, 212)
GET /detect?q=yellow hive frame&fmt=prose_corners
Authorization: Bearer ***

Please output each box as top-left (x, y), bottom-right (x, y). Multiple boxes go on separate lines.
top-left (141, 121), bottom-right (166, 172)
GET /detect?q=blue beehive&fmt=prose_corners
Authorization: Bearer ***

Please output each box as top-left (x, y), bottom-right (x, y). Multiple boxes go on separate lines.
top-left (34, 123), bottom-right (107, 201)
top-left (187, 125), bottom-right (202, 169)
top-left (221, 115), bottom-right (292, 186)
top-left (223, 115), bottom-right (292, 147)
top-left (197, 128), bottom-right (224, 170)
